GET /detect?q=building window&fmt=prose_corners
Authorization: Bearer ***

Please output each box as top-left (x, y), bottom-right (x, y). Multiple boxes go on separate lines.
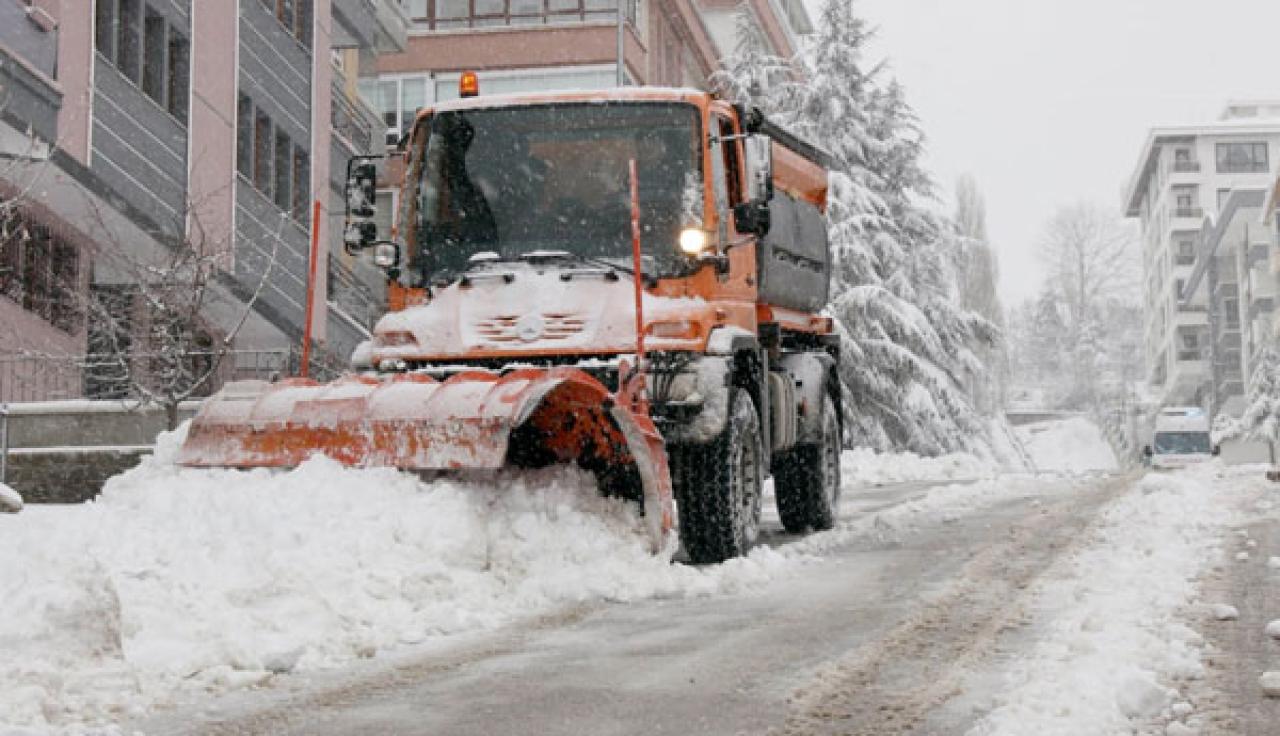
top-left (96, 1), bottom-right (190, 124)
top-left (362, 76), bottom-right (429, 144)
top-left (1175, 278), bottom-right (1185, 299)
top-left (95, 0), bottom-right (116, 58)
top-left (254, 108), bottom-right (273, 193)
top-left (239, 93), bottom-right (311, 223)
top-left (274, 130), bottom-right (293, 211)
top-left (411, 0), bottom-right (636, 29)
top-left (1176, 239), bottom-right (1195, 266)
top-left (262, 0), bottom-right (313, 49)
top-left (116, 0), bottom-right (142, 83)
top-left (1225, 298), bottom-right (1240, 329)
top-left (292, 149), bottom-right (311, 222)
top-left (1215, 142), bottom-right (1268, 173)
top-left (167, 32), bottom-right (190, 122)
top-left (432, 67), bottom-right (616, 103)
top-left (142, 7), bottom-right (166, 101)
top-left (236, 94), bottom-right (253, 177)
top-left (0, 211), bottom-right (81, 333)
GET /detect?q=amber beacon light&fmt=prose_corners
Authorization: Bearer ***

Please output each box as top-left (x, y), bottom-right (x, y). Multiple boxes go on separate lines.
top-left (459, 71), bottom-right (479, 98)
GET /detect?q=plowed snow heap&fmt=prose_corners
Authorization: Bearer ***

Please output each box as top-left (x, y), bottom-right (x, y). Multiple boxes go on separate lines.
top-left (179, 86), bottom-right (840, 563)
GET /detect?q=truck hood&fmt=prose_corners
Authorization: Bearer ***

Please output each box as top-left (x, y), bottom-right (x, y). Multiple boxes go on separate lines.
top-left (371, 264), bottom-right (712, 364)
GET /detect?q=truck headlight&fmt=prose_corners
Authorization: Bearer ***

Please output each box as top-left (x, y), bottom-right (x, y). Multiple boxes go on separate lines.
top-left (372, 243), bottom-right (400, 268)
top-left (678, 228), bottom-right (708, 256)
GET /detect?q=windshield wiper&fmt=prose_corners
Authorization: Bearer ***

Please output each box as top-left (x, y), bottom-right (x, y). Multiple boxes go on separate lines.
top-left (516, 251), bottom-right (636, 278)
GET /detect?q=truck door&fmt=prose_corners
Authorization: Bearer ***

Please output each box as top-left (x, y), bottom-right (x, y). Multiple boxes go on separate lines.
top-left (711, 114), bottom-right (745, 242)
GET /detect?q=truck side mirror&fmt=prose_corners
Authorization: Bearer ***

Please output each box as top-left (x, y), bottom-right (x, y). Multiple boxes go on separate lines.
top-left (1212, 444), bottom-right (1221, 456)
top-left (1142, 445), bottom-right (1153, 457)
top-left (743, 135), bottom-right (773, 203)
top-left (344, 157), bottom-right (380, 253)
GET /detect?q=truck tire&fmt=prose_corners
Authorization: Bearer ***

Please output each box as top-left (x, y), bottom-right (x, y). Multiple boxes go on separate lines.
top-left (672, 389), bottom-right (764, 564)
top-left (774, 395), bottom-right (841, 533)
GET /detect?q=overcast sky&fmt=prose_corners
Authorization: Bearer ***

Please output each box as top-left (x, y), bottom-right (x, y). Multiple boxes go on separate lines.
top-left (835, 0), bottom-right (1280, 305)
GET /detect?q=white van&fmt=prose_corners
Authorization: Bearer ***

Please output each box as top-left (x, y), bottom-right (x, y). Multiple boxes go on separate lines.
top-left (1143, 407), bottom-right (1218, 469)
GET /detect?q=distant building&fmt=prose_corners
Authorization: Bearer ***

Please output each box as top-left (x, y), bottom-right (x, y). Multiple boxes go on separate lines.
top-left (1179, 189), bottom-right (1269, 416)
top-left (1122, 102), bottom-right (1280, 407)
top-left (0, 1), bottom-right (407, 401)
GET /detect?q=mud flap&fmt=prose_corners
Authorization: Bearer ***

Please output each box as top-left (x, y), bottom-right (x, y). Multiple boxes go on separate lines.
top-left (177, 368), bottom-right (675, 552)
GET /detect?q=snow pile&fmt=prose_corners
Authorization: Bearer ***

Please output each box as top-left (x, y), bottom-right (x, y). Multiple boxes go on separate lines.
top-left (968, 465), bottom-right (1240, 735)
top-left (0, 425), bottom-right (793, 733)
top-left (1016, 416), bottom-right (1118, 473)
top-left (0, 481), bottom-right (23, 512)
top-left (840, 447), bottom-right (997, 486)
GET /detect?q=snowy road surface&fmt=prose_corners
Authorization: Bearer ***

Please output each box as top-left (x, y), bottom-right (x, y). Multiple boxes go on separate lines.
top-left (129, 473), bottom-right (1128, 736)
top-left (6, 418), bottom-right (1280, 735)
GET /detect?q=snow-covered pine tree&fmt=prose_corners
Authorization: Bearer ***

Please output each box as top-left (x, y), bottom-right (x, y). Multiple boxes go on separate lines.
top-left (713, 0), bottom-right (994, 454)
top-left (1240, 345), bottom-right (1280, 445)
top-left (708, 2), bottom-right (794, 112)
top-left (856, 78), bottom-right (994, 453)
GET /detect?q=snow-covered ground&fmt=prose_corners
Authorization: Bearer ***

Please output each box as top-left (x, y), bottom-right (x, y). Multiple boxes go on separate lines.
top-left (0, 425), bottom-right (1046, 735)
top-left (840, 446), bottom-right (998, 485)
top-left (967, 463), bottom-right (1261, 735)
top-left (1017, 415), bottom-right (1119, 473)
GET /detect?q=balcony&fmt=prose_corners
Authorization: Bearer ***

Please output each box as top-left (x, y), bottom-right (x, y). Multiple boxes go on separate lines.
top-left (1173, 206), bottom-right (1204, 219)
top-left (1174, 254), bottom-right (1196, 266)
top-left (1247, 243), bottom-right (1269, 268)
top-left (409, 0), bottom-right (638, 31)
top-left (333, 0), bottom-right (409, 52)
top-left (1248, 297), bottom-right (1275, 322)
top-left (331, 77), bottom-right (382, 154)
top-left (1169, 160), bottom-right (1201, 173)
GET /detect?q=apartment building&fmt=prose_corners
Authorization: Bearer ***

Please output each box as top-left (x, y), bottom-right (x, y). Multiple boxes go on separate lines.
top-left (1123, 102), bottom-right (1280, 407)
top-left (0, 0), bottom-right (406, 401)
top-left (363, 0), bottom-right (811, 145)
top-left (1179, 189), bottom-right (1270, 416)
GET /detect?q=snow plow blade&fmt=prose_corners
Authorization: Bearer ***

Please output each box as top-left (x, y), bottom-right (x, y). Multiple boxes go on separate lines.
top-left (176, 368), bottom-right (674, 550)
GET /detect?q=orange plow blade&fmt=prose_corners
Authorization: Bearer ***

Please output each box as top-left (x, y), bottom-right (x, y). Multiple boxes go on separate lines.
top-left (176, 368), bottom-right (674, 551)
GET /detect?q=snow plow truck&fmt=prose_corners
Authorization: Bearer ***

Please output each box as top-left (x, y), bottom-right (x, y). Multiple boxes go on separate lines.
top-left (177, 84), bottom-right (840, 564)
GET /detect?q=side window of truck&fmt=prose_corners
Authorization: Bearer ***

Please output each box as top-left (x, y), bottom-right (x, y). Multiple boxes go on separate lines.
top-left (712, 115), bottom-right (743, 238)
top-left (717, 117), bottom-right (743, 208)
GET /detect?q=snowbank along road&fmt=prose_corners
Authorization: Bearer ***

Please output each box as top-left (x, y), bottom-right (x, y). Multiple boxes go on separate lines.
top-left (4, 418), bottom-right (1277, 735)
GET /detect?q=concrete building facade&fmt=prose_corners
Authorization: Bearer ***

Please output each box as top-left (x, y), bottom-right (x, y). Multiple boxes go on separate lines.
top-left (1123, 103), bottom-right (1280, 407)
top-left (0, 0), bottom-right (406, 401)
top-left (1179, 189), bottom-right (1269, 416)
top-left (363, 0), bottom-right (811, 144)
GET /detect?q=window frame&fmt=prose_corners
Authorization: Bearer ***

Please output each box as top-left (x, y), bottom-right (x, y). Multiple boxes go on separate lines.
top-left (414, 0), bottom-right (638, 30)
top-left (1215, 141), bottom-right (1269, 174)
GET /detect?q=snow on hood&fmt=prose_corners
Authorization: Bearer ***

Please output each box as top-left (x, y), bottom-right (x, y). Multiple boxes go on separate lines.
top-left (373, 263), bottom-right (711, 361)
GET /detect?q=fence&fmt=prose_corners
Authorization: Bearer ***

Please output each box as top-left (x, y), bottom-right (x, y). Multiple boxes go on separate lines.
top-left (0, 348), bottom-right (347, 404)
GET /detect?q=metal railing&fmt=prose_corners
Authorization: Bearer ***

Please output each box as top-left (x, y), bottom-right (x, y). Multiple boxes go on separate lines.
top-left (0, 349), bottom-right (348, 404)
top-left (328, 254), bottom-right (386, 331)
top-left (1174, 207), bottom-right (1204, 218)
top-left (331, 77), bottom-right (381, 152)
top-left (1170, 160), bottom-right (1201, 173)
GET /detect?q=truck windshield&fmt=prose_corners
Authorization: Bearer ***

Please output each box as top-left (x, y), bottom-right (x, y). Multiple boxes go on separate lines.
top-left (1153, 431), bottom-right (1211, 455)
top-left (411, 102), bottom-right (703, 279)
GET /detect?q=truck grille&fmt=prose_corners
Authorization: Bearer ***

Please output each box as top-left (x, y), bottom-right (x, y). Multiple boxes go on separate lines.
top-left (473, 313), bottom-right (587, 343)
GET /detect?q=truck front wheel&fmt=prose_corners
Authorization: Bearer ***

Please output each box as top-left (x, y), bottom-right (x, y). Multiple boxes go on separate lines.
top-left (671, 389), bottom-right (764, 564)
top-left (774, 395), bottom-right (841, 533)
